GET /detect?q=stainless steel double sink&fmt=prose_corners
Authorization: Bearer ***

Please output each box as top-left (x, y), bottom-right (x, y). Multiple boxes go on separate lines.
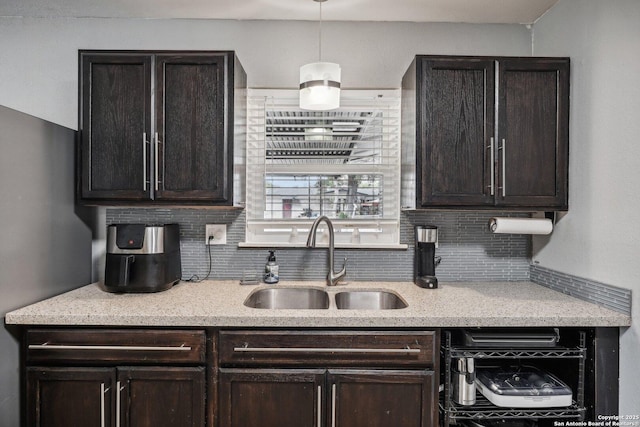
top-left (243, 286), bottom-right (408, 310)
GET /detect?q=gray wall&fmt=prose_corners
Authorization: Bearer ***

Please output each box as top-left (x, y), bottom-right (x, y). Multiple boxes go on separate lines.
top-left (0, 18), bottom-right (531, 130)
top-left (0, 18), bottom-right (532, 424)
top-left (0, 106), bottom-right (93, 426)
top-left (532, 0), bottom-right (640, 414)
top-left (0, 17), bottom-right (532, 424)
top-left (5, 5), bottom-right (637, 417)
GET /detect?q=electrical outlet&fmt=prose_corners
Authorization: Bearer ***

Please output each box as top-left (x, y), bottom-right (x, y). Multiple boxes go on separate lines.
top-left (205, 224), bottom-right (227, 245)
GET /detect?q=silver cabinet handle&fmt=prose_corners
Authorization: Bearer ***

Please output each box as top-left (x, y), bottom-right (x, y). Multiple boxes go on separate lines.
top-left (331, 383), bottom-right (337, 427)
top-left (501, 138), bottom-right (506, 197)
top-left (29, 344), bottom-right (192, 351)
top-left (317, 385), bottom-right (322, 427)
top-left (154, 132), bottom-right (161, 191)
top-left (116, 381), bottom-right (124, 427)
top-left (487, 137), bottom-right (495, 196)
top-left (142, 133), bottom-right (148, 191)
top-left (233, 346), bottom-right (420, 354)
top-left (100, 383), bottom-right (107, 427)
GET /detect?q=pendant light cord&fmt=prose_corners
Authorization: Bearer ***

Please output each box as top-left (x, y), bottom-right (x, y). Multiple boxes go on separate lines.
top-left (318, 0), bottom-right (323, 62)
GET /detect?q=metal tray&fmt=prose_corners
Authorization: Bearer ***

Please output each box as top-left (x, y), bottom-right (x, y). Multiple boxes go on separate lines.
top-left (462, 329), bottom-right (559, 348)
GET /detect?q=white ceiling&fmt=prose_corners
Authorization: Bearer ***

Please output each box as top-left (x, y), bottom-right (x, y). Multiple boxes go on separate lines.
top-left (0, 0), bottom-right (559, 24)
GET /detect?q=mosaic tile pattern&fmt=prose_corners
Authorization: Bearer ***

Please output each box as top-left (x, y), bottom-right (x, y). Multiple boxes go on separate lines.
top-left (106, 208), bottom-right (531, 282)
top-left (105, 208), bottom-right (631, 314)
top-left (530, 264), bottom-right (631, 315)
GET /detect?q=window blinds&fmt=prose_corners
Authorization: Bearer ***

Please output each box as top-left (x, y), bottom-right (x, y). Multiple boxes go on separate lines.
top-left (244, 89), bottom-right (401, 247)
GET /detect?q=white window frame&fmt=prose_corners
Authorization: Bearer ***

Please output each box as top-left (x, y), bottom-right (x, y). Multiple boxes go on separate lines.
top-left (240, 89), bottom-right (405, 249)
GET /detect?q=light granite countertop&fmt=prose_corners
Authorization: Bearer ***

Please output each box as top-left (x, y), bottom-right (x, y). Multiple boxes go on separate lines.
top-left (5, 280), bottom-right (630, 328)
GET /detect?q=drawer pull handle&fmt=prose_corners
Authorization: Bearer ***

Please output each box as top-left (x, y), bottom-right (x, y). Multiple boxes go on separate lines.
top-left (29, 343), bottom-right (192, 351)
top-left (233, 345), bottom-right (420, 354)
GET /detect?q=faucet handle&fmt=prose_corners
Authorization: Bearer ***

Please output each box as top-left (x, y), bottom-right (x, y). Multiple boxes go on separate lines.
top-left (329, 257), bottom-right (348, 286)
top-left (338, 257), bottom-right (348, 279)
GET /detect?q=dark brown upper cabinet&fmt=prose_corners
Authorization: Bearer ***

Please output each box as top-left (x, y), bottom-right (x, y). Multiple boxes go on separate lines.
top-left (78, 50), bottom-right (246, 205)
top-left (401, 55), bottom-right (569, 210)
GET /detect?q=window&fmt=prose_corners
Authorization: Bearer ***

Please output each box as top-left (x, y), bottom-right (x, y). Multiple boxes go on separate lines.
top-left (243, 89), bottom-right (402, 248)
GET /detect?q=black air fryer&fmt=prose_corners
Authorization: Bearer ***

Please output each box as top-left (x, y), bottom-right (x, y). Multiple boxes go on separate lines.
top-left (104, 224), bottom-right (181, 293)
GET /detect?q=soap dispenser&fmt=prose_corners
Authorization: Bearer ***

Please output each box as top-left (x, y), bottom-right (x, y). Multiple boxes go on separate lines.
top-left (263, 250), bottom-right (280, 284)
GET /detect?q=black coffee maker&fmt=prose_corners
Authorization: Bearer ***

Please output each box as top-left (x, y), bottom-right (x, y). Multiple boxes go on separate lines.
top-left (415, 225), bottom-right (441, 289)
top-left (104, 224), bottom-right (181, 293)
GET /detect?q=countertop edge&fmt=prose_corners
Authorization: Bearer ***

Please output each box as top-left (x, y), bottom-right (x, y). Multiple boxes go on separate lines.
top-left (4, 280), bottom-right (632, 328)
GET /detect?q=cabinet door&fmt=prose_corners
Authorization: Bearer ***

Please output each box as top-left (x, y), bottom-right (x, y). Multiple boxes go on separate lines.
top-left (79, 53), bottom-right (152, 200)
top-left (118, 367), bottom-right (205, 427)
top-left (328, 369), bottom-right (436, 427)
top-left (497, 58), bottom-right (569, 208)
top-left (27, 367), bottom-right (115, 427)
top-left (155, 54), bottom-right (231, 203)
top-left (418, 57), bottom-right (495, 207)
top-left (219, 368), bottom-right (326, 427)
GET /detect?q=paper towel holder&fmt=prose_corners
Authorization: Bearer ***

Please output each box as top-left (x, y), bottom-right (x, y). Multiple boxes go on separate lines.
top-left (544, 211), bottom-right (557, 224)
top-left (488, 216), bottom-right (554, 235)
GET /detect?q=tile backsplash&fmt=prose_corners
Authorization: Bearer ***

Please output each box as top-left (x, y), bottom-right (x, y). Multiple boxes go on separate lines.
top-left (104, 208), bottom-right (631, 314)
top-left (106, 208), bottom-right (531, 282)
top-left (530, 264), bottom-right (631, 315)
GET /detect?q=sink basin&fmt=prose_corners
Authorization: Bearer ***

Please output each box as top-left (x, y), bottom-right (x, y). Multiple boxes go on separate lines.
top-left (335, 290), bottom-right (408, 310)
top-left (244, 287), bottom-right (330, 309)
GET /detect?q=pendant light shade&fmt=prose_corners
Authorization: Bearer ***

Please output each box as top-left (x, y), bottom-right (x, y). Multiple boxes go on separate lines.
top-left (299, 62), bottom-right (341, 111)
top-left (300, 0), bottom-right (341, 110)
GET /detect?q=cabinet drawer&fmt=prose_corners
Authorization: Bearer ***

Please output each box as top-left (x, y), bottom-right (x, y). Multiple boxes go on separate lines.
top-left (219, 330), bottom-right (437, 367)
top-left (26, 329), bottom-right (206, 365)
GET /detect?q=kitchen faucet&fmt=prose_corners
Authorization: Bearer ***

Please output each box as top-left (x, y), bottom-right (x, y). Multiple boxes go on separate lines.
top-left (306, 215), bottom-right (347, 286)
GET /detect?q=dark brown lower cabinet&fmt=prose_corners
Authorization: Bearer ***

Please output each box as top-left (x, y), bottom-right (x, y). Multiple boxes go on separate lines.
top-left (218, 330), bottom-right (439, 427)
top-left (24, 329), bottom-right (207, 427)
top-left (218, 368), bottom-right (436, 427)
top-left (27, 366), bottom-right (205, 427)
top-left (119, 367), bottom-right (205, 427)
top-left (330, 369), bottom-right (436, 427)
top-left (27, 367), bottom-right (114, 427)
top-left (219, 369), bottom-right (326, 427)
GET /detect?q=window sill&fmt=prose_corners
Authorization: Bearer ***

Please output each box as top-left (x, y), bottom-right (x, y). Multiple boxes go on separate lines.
top-left (238, 242), bottom-right (408, 250)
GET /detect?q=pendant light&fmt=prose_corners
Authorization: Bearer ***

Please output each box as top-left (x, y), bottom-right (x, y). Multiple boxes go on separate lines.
top-left (299, 0), bottom-right (341, 110)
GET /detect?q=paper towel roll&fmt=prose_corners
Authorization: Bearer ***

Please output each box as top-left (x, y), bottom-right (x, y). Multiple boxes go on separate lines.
top-left (488, 217), bottom-right (553, 235)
